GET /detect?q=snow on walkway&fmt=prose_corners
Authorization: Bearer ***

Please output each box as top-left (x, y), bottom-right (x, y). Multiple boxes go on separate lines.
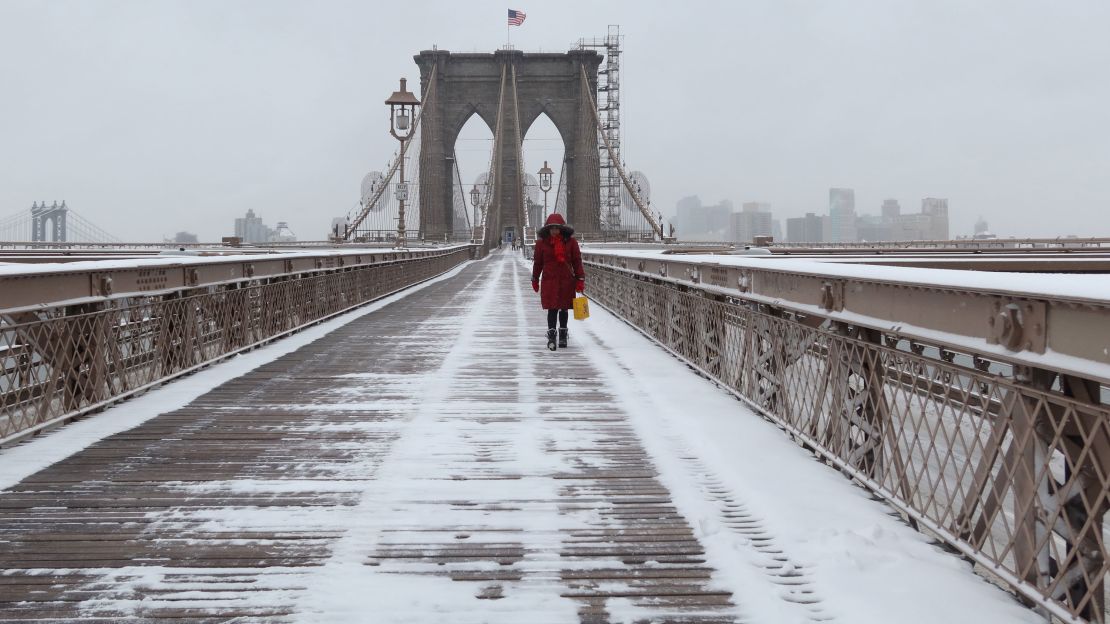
top-left (0, 251), bottom-right (1038, 623)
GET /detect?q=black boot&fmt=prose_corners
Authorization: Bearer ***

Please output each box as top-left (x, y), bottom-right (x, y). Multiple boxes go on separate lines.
top-left (558, 328), bottom-right (568, 348)
top-left (546, 329), bottom-right (557, 351)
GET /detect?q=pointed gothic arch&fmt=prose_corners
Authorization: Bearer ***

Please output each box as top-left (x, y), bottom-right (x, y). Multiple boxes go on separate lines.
top-left (415, 49), bottom-right (602, 240)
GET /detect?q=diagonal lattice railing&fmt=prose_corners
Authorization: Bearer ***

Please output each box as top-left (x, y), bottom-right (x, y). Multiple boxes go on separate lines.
top-left (576, 250), bottom-right (1109, 623)
top-left (0, 246), bottom-right (476, 445)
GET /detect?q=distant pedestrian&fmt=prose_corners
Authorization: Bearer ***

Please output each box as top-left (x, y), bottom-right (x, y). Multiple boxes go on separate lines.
top-left (531, 213), bottom-right (585, 351)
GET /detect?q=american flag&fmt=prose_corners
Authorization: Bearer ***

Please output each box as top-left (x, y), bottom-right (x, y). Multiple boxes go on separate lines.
top-left (508, 9), bottom-right (526, 26)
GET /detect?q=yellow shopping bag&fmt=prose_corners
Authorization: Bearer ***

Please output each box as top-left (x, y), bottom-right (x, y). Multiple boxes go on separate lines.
top-left (572, 295), bottom-right (590, 321)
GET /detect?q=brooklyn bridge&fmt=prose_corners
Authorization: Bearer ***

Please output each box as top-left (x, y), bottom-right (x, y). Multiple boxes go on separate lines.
top-left (0, 43), bottom-right (1108, 624)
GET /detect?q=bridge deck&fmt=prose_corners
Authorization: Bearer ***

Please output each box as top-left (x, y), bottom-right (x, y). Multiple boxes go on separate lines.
top-left (0, 252), bottom-right (1038, 623)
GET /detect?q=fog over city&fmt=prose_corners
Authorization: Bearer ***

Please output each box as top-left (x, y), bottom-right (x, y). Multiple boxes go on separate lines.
top-left (1, 0), bottom-right (1107, 242)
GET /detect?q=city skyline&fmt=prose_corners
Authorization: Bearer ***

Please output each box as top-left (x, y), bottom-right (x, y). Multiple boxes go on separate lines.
top-left (672, 187), bottom-right (966, 243)
top-left (1, 1), bottom-right (1107, 241)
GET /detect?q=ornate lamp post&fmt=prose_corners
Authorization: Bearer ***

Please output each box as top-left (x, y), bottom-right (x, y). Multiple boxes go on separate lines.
top-left (469, 185), bottom-right (481, 241)
top-left (385, 78), bottom-right (420, 248)
top-left (537, 160), bottom-right (553, 216)
top-left (470, 184), bottom-right (481, 215)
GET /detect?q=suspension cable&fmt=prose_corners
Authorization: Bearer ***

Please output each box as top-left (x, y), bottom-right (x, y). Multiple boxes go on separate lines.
top-left (452, 149), bottom-right (471, 231)
top-left (579, 66), bottom-right (663, 240)
top-left (476, 65), bottom-right (508, 246)
top-left (510, 63), bottom-right (530, 238)
top-left (345, 65), bottom-right (439, 239)
top-left (552, 156), bottom-right (567, 216)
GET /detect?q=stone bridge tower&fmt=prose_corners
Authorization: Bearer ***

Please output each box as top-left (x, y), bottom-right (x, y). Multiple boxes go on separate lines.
top-left (414, 48), bottom-right (602, 242)
top-left (31, 201), bottom-right (68, 242)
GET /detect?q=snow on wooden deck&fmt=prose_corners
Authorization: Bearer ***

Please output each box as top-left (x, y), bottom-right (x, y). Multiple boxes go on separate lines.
top-left (0, 251), bottom-right (1038, 623)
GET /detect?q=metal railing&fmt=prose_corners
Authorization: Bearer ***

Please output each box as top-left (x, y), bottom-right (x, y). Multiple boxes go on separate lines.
top-left (580, 249), bottom-right (1110, 622)
top-left (0, 245), bottom-right (479, 445)
top-left (771, 237), bottom-right (1110, 251)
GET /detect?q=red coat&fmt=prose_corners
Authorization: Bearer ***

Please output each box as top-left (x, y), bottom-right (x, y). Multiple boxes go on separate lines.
top-left (532, 230), bottom-right (585, 310)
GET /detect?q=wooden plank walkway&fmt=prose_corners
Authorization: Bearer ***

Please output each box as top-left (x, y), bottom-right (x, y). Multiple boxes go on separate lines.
top-left (0, 252), bottom-right (746, 623)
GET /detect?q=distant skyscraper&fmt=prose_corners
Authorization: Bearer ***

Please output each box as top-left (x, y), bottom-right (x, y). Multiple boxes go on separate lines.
top-left (730, 202), bottom-right (773, 244)
top-left (676, 196), bottom-right (704, 239)
top-left (881, 199), bottom-right (901, 219)
top-left (786, 212), bottom-right (824, 242)
top-left (234, 209), bottom-right (274, 243)
top-left (921, 198), bottom-right (949, 239)
top-left (857, 215), bottom-right (888, 242)
top-left (705, 200), bottom-right (734, 240)
top-left (891, 214), bottom-right (934, 240)
top-left (675, 196), bottom-right (733, 241)
top-left (829, 188), bottom-right (857, 243)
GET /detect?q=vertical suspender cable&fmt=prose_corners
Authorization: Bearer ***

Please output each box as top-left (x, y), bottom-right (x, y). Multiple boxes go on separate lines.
top-left (345, 65), bottom-right (439, 240)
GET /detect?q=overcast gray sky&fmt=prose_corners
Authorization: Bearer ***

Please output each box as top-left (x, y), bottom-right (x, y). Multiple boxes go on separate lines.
top-left (2, 0), bottom-right (1108, 241)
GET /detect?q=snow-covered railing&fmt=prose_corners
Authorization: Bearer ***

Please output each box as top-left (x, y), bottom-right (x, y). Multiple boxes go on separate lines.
top-left (580, 248), bottom-right (1110, 623)
top-left (770, 237), bottom-right (1110, 250)
top-left (0, 245), bottom-right (478, 445)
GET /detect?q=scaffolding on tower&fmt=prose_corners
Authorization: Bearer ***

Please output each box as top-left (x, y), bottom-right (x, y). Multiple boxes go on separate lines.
top-left (577, 25), bottom-right (622, 232)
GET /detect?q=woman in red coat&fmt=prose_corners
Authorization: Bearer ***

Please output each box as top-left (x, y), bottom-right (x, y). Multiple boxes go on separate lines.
top-left (531, 213), bottom-right (585, 351)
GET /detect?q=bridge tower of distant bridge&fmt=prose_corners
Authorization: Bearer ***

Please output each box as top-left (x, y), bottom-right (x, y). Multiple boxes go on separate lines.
top-left (0, 201), bottom-right (119, 244)
top-left (415, 49), bottom-right (603, 243)
top-left (31, 201), bottom-right (68, 242)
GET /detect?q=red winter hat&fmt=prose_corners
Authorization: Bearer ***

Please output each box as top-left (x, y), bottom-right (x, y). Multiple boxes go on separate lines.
top-left (544, 213), bottom-right (566, 226)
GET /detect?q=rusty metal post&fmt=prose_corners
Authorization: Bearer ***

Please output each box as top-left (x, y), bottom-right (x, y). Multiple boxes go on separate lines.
top-left (1010, 365), bottom-right (1056, 605)
top-left (60, 303), bottom-right (109, 412)
top-left (1054, 374), bottom-right (1109, 620)
top-left (160, 292), bottom-right (188, 375)
top-left (820, 324), bottom-right (890, 478)
top-left (750, 311), bottom-right (784, 414)
top-left (852, 327), bottom-right (890, 479)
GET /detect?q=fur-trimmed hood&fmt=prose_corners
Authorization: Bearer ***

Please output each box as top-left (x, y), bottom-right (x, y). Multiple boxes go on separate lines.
top-left (537, 213), bottom-right (575, 239)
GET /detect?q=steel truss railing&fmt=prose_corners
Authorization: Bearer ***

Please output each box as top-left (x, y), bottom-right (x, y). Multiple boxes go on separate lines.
top-left (0, 246), bottom-right (477, 445)
top-left (582, 252), bottom-right (1109, 623)
top-left (772, 238), bottom-right (1110, 251)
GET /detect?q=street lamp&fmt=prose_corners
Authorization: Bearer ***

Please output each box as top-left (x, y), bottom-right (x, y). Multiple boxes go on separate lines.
top-left (538, 160), bottom-right (553, 216)
top-left (385, 78), bottom-right (421, 247)
top-left (469, 185), bottom-right (482, 240)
